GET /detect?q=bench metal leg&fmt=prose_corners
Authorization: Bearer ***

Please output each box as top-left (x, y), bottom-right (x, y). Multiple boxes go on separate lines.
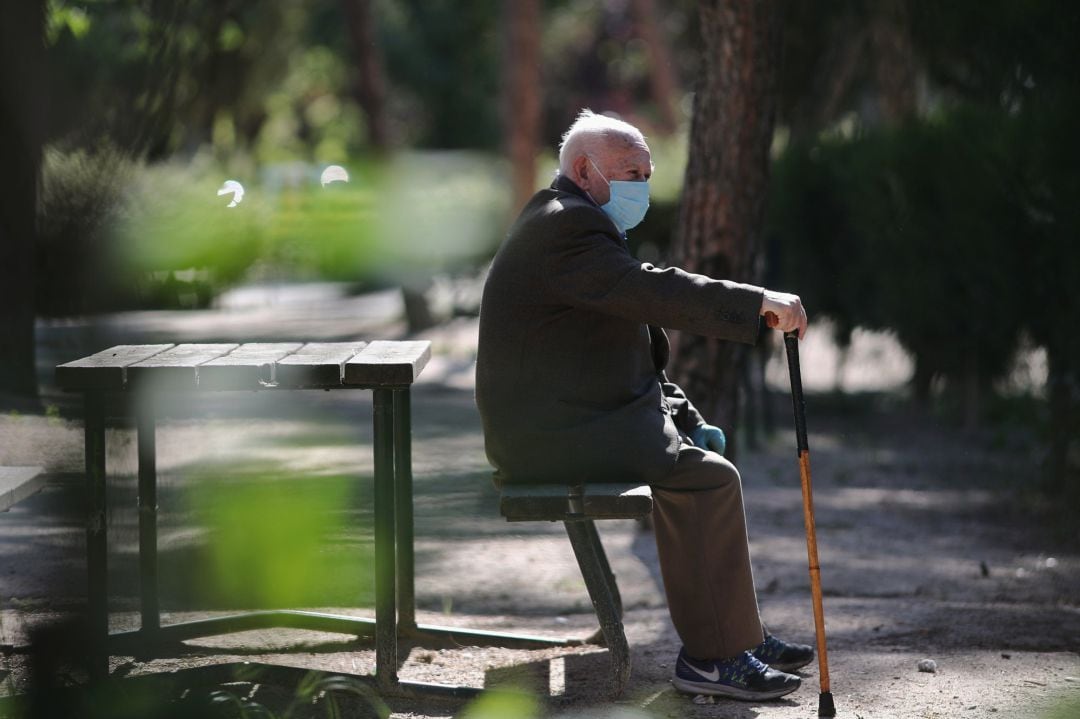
top-left (564, 520), bottom-right (630, 697)
top-left (136, 400), bottom-right (159, 641)
top-left (579, 519), bottom-right (623, 620)
top-left (372, 388), bottom-right (398, 691)
top-left (393, 389), bottom-right (416, 633)
top-left (85, 390), bottom-right (109, 680)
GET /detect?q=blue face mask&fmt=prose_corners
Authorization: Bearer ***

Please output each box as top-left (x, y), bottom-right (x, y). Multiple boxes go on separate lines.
top-left (589, 158), bottom-right (650, 233)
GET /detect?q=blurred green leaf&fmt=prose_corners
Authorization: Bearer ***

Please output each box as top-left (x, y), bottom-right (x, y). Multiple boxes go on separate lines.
top-left (188, 465), bottom-right (371, 608)
top-left (46, 1), bottom-right (91, 45)
top-left (458, 687), bottom-right (539, 719)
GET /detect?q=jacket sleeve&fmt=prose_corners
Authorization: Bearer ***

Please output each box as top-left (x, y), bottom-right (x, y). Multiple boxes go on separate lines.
top-left (543, 204), bottom-right (764, 343)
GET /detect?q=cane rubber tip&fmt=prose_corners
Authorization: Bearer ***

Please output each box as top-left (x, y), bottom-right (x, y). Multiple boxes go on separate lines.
top-left (818, 691), bottom-right (836, 717)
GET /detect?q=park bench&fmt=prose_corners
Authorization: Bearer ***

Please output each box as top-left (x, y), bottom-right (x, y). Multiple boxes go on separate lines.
top-left (0, 466), bottom-right (45, 512)
top-left (499, 481), bottom-right (653, 697)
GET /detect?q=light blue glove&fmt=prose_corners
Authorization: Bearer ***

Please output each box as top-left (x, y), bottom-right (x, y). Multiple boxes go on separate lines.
top-left (689, 424), bottom-right (726, 456)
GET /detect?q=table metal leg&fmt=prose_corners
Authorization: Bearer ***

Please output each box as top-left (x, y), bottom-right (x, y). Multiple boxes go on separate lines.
top-left (372, 388), bottom-right (397, 690)
top-left (84, 391), bottom-right (108, 680)
top-left (136, 399), bottom-right (159, 639)
top-left (393, 389), bottom-right (416, 632)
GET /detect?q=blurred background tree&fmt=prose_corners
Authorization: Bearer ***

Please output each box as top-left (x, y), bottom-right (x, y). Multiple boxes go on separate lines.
top-left (2, 0), bottom-right (1077, 500)
top-left (667, 0), bottom-right (782, 462)
top-left (768, 0), bottom-right (1080, 501)
top-left (0, 0), bottom-right (46, 405)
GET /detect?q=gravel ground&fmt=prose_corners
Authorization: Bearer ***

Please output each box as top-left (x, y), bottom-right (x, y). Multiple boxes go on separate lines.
top-left (1, 294), bottom-right (1078, 718)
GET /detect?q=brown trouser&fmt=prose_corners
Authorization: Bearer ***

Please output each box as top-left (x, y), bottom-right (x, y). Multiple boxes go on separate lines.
top-left (650, 440), bottom-right (764, 660)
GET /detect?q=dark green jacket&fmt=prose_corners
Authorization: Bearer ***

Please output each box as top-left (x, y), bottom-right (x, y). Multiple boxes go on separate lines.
top-left (475, 175), bottom-right (763, 485)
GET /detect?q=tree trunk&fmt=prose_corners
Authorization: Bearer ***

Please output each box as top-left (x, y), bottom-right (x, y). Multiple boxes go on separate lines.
top-left (871, 0), bottom-right (918, 125)
top-left (502, 0), bottom-right (541, 214)
top-left (0, 0), bottom-right (45, 406)
top-left (631, 0), bottom-right (681, 134)
top-left (341, 0), bottom-right (390, 151)
top-left (669, 0), bottom-right (781, 460)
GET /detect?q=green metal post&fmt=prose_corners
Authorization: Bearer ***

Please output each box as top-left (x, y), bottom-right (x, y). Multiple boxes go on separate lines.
top-left (136, 399), bottom-right (159, 638)
top-left (372, 388), bottom-right (397, 689)
top-left (84, 390), bottom-right (109, 680)
top-left (393, 388), bottom-right (416, 632)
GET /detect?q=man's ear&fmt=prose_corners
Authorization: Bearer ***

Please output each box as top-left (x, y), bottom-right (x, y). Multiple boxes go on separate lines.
top-left (572, 154), bottom-right (591, 186)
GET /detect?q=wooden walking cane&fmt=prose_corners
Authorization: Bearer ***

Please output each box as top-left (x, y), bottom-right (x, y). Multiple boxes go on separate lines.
top-left (766, 313), bottom-right (836, 717)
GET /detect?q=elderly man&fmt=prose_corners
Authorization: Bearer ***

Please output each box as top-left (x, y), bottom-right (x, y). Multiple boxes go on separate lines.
top-left (475, 110), bottom-right (811, 701)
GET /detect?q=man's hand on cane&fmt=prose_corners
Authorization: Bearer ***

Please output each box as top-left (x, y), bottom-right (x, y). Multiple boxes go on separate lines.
top-left (761, 290), bottom-right (808, 339)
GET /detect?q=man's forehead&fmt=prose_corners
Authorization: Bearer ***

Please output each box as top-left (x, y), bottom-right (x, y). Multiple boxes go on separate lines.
top-left (606, 144), bottom-right (652, 168)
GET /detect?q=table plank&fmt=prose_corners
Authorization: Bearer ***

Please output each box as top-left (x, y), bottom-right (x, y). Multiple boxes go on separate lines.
top-left (198, 343), bottom-right (305, 390)
top-left (274, 342), bottom-right (368, 388)
top-left (56, 345), bottom-right (175, 390)
top-left (127, 344), bottom-right (240, 390)
top-left (344, 340), bottom-right (431, 386)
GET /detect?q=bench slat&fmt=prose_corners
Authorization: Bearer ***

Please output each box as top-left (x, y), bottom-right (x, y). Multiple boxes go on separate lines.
top-left (127, 344), bottom-right (240, 390)
top-left (344, 340), bottom-right (432, 386)
top-left (500, 483), bottom-right (652, 522)
top-left (274, 342), bottom-right (368, 388)
top-left (198, 343), bottom-right (305, 390)
top-left (56, 345), bottom-right (175, 390)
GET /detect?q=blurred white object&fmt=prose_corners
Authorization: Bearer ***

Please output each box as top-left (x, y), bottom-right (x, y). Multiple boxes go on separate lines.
top-left (320, 164), bottom-right (349, 187)
top-left (217, 179), bottom-right (245, 207)
top-left (917, 658), bottom-right (937, 673)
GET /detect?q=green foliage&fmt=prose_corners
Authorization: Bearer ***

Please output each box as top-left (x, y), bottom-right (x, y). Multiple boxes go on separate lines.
top-left (46, 1), bottom-right (309, 159)
top-left (37, 145), bottom-right (511, 310)
top-left (458, 687), bottom-right (539, 719)
top-left (376, 0), bottom-right (502, 150)
top-left (768, 106), bottom-right (1030, 393)
top-left (188, 465), bottom-right (372, 609)
top-left (374, 151), bottom-right (512, 270)
top-left (45, 0), bottom-right (90, 44)
top-left (37, 142), bottom-right (137, 314)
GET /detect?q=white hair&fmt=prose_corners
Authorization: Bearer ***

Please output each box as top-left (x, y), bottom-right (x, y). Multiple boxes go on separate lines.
top-left (557, 109), bottom-right (646, 176)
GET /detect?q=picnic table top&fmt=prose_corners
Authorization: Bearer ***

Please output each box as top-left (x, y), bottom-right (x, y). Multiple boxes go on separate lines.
top-left (55, 341), bottom-right (431, 391)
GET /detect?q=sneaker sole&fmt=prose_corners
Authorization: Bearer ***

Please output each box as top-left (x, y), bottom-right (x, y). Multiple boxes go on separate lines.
top-left (766, 656), bottom-right (814, 673)
top-left (672, 676), bottom-right (800, 701)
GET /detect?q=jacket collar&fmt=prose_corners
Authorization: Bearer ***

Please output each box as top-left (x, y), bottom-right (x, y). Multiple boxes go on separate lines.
top-left (552, 173), bottom-right (599, 207)
top-left (551, 173), bottom-right (627, 241)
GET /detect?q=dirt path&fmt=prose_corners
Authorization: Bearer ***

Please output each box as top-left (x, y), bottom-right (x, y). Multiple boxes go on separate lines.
top-left (1, 296), bottom-right (1078, 718)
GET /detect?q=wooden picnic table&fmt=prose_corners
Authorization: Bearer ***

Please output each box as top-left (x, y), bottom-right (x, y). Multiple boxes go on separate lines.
top-left (56, 341), bottom-right (565, 698)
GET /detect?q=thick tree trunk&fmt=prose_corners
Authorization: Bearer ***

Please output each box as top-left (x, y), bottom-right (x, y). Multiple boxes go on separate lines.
top-left (0, 0), bottom-right (45, 405)
top-left (871, 0), bottom-right (918, 125)
top-left (631, 0), bottom-right (681, 134)
top-left (669, 0), bottom-right (781, 460)
top-left (341, 0), bottom-right (390, 151)
top-left (502, 0), bottom-right (541, 214)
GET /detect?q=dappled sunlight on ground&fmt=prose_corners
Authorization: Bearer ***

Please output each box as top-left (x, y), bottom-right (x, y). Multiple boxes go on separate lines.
top-left (4, 291), bottom-right (1076, 717)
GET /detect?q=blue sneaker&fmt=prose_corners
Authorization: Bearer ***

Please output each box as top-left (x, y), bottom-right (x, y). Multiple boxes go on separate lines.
top-left (752, 633), bottom-right (815, 672)
top-left (672, 647), bottom-right (800, 700)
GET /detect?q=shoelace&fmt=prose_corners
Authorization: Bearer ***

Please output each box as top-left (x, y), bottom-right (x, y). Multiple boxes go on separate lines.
top-left (716, 651), bottom-right (769, 683)
top-left (754, 634), bottom-right (787, 663)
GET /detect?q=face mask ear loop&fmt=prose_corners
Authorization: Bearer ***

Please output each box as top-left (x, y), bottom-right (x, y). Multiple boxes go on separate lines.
top-left (587, 157), bottom-right (611, 188)
top-left (582, 156), bottom-right (610, 207)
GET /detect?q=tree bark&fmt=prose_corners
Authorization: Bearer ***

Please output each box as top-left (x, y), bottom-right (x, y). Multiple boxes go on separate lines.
top-left (871, 0), bottom-right (918, 125)
top-left (341, 0), bottom-right (390, 151)
top-left (631, 0), bottom-right (681, 134)
top-left (0, 0), bottom-right (45, 405)
top-left (502, 0), bottom-right (541, 214)
top-left (669, 0), bottom-right (781, 460)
